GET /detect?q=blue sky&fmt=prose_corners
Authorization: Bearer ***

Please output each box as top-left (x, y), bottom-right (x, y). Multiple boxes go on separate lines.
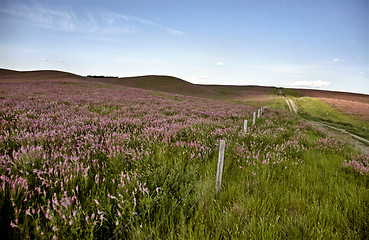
top-left (0, 0), bottom-right (368, 94)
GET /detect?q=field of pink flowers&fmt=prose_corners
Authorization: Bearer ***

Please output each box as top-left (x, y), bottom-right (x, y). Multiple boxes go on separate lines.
top-left (1, 77), bottom-right (368, 239)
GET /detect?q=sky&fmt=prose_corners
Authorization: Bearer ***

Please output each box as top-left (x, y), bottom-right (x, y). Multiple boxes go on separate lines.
top-left (0, 0), bottom-right (368, 94)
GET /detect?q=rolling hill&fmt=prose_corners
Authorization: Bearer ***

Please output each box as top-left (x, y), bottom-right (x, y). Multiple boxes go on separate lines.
top-left (1, 67), bottom-right (368, 239)
top-left (0, 68), bottom-right (84, 81)
top-left (86, 74), bottom-right (275, 102)
top-left (1, 68), bottom-right (368, 107)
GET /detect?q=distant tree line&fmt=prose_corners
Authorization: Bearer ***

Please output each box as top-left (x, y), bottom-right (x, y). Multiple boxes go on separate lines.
top-left (87, 75), bottom-right (119, 78)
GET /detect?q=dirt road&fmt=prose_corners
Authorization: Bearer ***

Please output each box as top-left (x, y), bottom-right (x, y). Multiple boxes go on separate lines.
top-left (279, 89), bottom-right (369, 154)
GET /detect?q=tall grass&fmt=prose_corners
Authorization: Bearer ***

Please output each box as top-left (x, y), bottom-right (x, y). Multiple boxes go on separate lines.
top-left (1, 79), bottom-right (368, 239)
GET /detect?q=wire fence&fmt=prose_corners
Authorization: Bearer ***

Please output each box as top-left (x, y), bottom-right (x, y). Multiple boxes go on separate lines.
top-left (110, 149), bottom-right (215, 240)
top-left (110, 106), bottom-right (267, 239)
top-left (167, 164), bottom-right (217, 240)
top-left (149, 156), bottom-right (218, 239)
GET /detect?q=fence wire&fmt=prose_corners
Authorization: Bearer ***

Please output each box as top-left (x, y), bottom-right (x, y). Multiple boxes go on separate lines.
top-left (110, 149), bottom-right (214, 240)
top-left (146, 155), bottom-right (218, 239)
top-left (167, 159), bottom-right (218, 240)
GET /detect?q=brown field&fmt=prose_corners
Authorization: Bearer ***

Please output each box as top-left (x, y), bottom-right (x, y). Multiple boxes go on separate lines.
top-left (292, 88), bottom-right (369, 122)
top-left (296, 89), bottom-right (369, 104)
top-left (318, 97), bottom-right (369, 121)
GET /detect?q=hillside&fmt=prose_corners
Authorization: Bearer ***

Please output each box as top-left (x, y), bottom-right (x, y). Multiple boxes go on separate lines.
top-left (2, 68), bottom-right (368, 107)
top-left (294, 88), bottom-right (369, 104)
top-left (87, 75), bottom-right (223, 98)
top-left (0, 68), bottom-right (83, 81)
top-left (1, 72), bottom-right (368, 239)
top-left (87, 74), bottom-right (275, 103)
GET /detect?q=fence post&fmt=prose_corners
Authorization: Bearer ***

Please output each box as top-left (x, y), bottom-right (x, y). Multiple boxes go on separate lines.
top-left (253, 112), bottom-right (256, 125)
top-left (216, 140), bottom-right (225, 192)
top-left (257, 109), bottom-right (260, 118)
top-left (244, 120), bottom-right (247, 133)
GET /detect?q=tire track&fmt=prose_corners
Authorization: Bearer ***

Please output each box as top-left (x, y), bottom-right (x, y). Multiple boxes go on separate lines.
top-left (278, 88), bottom-right (369, 154)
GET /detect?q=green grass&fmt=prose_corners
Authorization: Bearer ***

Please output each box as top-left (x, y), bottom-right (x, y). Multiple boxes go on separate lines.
top-left (3, 86), bottom-right (368, 239)
top-left (208, 150), bottom-right (368, 239)
top-left (112, 116), bottom-right (368, 239)
top-left (294, 97), bottom-right (369, 140)
top-left (280, 88), bottom-right (302, 97)
top-left (231, 88), bottom-right (288, 110)
top-left (269, 89), bottom-right (290, 110)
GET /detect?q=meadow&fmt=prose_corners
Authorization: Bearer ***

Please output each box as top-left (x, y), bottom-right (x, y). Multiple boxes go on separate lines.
top-left (0, 77), bottom-right (368, 239)
top-left (280, 88), bottom-right (369, 141)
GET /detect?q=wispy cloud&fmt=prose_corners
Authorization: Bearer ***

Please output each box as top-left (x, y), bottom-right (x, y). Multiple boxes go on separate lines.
top-left (216, 62), bottom-right (224, 66)
top-left (331, 58), bottom-right (344, 63)
top-left (129, 14), bottom-right (184, 36)
top-left (0, 1), bottom-right (183, 36)
top-left (42, 57), bottom-right (48, 61)
top-left (282, 80), bottom-right (331, 88)
top-left (0, 1), bottom-right (77, 32)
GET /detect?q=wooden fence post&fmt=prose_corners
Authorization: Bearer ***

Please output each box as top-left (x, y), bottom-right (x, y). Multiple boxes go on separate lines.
top-left (257, 109), bottom-right (260, 118)
top-left (244, 120), bottom-right (248, 133)
top-left (216, 140), bottom-right (225, 192)
top-left (253, 112), bottom-right (256, 125)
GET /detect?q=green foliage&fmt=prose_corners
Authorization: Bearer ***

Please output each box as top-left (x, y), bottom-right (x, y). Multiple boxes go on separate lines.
top-left (281, 88), bottom-right (302, 97)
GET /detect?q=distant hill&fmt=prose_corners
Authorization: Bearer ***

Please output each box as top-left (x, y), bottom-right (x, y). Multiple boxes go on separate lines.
top-left (88, 74), bottom-right (275, 102)
top-left (0, 68), bottom-right (83, 81)
top-left (1, 68), bottom-right (368, 105)
top-left (88, 75), bottom-right (223, 98)
top-left (295, 88), bottom-right (369, 104)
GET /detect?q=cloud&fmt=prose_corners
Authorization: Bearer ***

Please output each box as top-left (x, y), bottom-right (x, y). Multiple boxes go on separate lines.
top-left (56, 59), bottom-right (64, 63)
top-left (283, 80), bottom-right (331, 88)
top-left (166, 28), bottom-right (184, 36)
top-left (0, 1), bottom-right (183, 36)
top-left (358, 72), bottom-right (364, 75)
top-left (216, 62), bottom-right (224, 66)
top-left (191, 76), bottom-right (218, 84)
top-left (42, 57), bottom-right (48, 61)
top-left (331, 58), bottom-right (342, 62)
top-left (0, 1), bottom-right (77, 32)
top-left (129, 14), bottom-right (184, 36)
